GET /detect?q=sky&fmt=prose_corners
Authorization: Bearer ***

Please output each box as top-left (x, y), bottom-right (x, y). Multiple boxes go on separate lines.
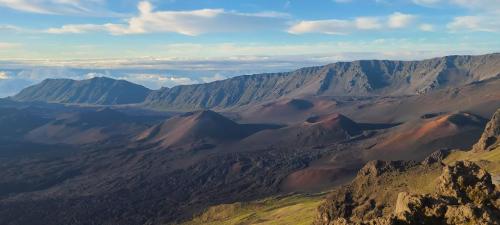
top-left (0, 0), bottom-right (499, 95)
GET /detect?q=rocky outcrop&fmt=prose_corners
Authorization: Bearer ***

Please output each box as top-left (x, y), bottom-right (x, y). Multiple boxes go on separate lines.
top-left (437, 161), bottom-right (497, 205)
top-left (392, 161), bottom-right (499, 225)
top-left (473, 109), bottom-right (500, 151)
top-left (314, 160), bottom-right (420, 225)
top-left (315, 161), bottom-right (500, 225)
top-left (421, 148), bottom-right (452, 165)
top-left (356, 160), bottom-right (416, 178)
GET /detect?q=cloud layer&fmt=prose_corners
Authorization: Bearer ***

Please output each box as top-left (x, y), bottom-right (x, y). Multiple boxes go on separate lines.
top-left (47, 1), bottom-right (288, 35)
top-left (0, 0), bottom-right (113, 15)
top-left (413, 0), bottom-right (500, 32)
top-left (288, 12), bottom-right (415, 35)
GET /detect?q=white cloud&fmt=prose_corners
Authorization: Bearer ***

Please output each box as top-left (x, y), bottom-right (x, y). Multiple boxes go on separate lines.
top-left (288, 19), bottom-right (353, 35)
top-left (201, 73), bottom-right (226, 83)
top-left (0, 71), bottom-right (9, 80)
top-left (288, 12), bottom-right (414, 35)
top-left (413, 0), bottom-right (500, 12)
top-left (388, 12), bottom-right (416, 28)
top-left (84, 72), bottom-right (108, 79)
top-left (449, 0), bottom-right (500, 12)
top-left (355, 17), bottom-right (383, 29)
top-left (7, 39), bottom-right (486, 65)
top-left (0, 0), bottom-right (112, 15)
top-left (438, 0), bottom-right (500, 33)
top-left (419, 23), bottom-right (434, 31)
top-left (46, 1), bottom-right (288, 36)
top-left (46, 24), bottom-right (107, 34)
top-left (447, 16), bottom-right (499, 32)
top-left (125, 73), bottom-right (198, 89)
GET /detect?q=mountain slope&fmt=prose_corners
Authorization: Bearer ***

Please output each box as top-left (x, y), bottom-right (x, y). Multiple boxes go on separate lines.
top-left (136, 110), bottom-right (275, 150)
top-left (0, 108), bottom-right (48, 139)
top-left (363, 112), bottom-right (487, 161)
top-left (25, 108), bottom-right (154, 145)
top-left (12, 77), bottom-right (151, 105)
top-left (145, 53), bottom-right (500, 110)
top-left (239, 113), bottom-right (362, 150)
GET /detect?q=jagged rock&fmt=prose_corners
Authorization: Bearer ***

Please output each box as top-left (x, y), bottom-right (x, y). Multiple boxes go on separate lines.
top-left (315, 161), bottom-right (500, 225)
top-left (437, 161), bottom-right (496, 205)
top-left (316, 191), bottom-right (355, 224)
top-left (444, 204), bottom-right (498, 225)
top-left (357, 160), bottom-right (415, 178)
top-left (421, 148), bottom-right (452, 165)
top-left (391, 161), bottom-right (500, 225)
top-left (473, 109), bottom-right (500, 151)
top-left (393, 192), bottom-right (449, 224)
top-left (314, 160), bottom-right (418, 225)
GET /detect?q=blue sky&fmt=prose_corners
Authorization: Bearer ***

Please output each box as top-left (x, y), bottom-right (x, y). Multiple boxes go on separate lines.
top-left (0, 0), bottom-right (499, 94)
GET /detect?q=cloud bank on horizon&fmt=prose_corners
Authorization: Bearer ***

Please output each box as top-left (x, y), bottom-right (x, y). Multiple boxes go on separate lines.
top-left (0, 0), bottom-right (499, 95)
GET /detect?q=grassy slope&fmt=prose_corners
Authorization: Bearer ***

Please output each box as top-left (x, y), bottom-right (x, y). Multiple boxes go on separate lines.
top-left (180, 194), bottom-right (324, 225)
top-left (180, 165), bottom-right (443, 225)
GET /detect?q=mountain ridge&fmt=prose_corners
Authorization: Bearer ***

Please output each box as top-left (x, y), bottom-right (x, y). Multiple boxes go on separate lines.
top-left (8, 53), bottom-right (500, 110)
top-left (12, 77), bottom-right (151, 105)
top-left (145, 53), bottom-right (500, 110)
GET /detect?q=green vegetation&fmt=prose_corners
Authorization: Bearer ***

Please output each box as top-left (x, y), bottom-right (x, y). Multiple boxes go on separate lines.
top-left (444, 147), bottom-right (500, 175)
top-left (403, 166), bottom-right (442, 194)
top-left (180, 194), bottom-right (325, 225)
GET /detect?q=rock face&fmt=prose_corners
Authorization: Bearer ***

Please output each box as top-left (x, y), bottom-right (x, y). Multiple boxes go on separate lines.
top-left (393, 161), bottom-right (499, 225)
top-left (13, 77), bottom-right (151, 105)
top-left (315, 161), bottom-right (500, 225)
top-left (437, 161), bottom-right (497, 205)
top-left (356, 160), bottom-right (414, 178)
top-left (314, 160), bottom-right (419, 225)
top-left (145, 53), bottom-right (500, 110)
top-left (474, 109), bottom-right (500, 151)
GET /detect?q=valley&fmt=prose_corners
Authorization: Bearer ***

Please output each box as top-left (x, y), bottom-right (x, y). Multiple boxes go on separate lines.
top-left (0, 53), bottom-right (499, 225)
